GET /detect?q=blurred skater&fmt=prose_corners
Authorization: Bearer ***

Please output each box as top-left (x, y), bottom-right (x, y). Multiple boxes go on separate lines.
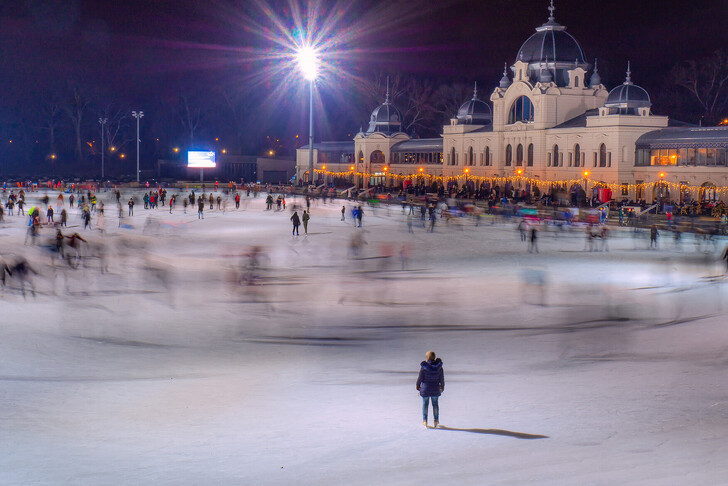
top-left (302, 210), bottom-right (310, 235)
top-left (290, 211), bottom-right (300, 236)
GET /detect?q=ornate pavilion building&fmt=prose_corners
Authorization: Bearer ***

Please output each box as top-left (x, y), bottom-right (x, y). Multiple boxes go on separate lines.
top-left (296, 2), bottom-right (728, 204)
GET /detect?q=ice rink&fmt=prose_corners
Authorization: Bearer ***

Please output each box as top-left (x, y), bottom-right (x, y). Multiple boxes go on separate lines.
top-left (1, 190), bottom-right (728, 485)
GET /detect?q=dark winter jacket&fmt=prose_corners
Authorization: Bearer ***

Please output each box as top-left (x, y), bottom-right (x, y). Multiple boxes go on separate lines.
top-left (416, 358), bottom-right (444, 397)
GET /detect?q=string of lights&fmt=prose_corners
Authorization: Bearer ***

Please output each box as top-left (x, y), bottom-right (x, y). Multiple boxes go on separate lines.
top-left (311, 168), bottom-right (728, 195)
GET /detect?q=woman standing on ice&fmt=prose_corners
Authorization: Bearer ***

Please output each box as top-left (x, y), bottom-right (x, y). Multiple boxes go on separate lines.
top-left (416, 351), bottom-right (444, 428)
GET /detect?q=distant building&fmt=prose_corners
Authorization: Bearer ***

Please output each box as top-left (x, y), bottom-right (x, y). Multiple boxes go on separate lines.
top-left (296, 2), bottom-right (728, 204)
top-left (157, 154), bottom-right (295, 184)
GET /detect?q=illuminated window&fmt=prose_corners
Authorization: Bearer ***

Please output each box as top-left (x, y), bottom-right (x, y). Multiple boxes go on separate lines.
top-left (505, 144), bottom-right (512, 166)
top-left (508, 96), bottom-right (534, 124)
top-left (516, 144), bottom-right (523, 166)
top-left (370, 150), bottom-right (385, 164)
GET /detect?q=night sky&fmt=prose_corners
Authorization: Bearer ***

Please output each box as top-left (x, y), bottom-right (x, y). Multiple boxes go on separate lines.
top-left (1, 0), bottom-right (727, 173)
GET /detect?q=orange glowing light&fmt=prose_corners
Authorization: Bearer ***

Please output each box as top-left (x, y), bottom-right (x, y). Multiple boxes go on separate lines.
top-left (516, 168), bottom-right (523, 175)
top-left (659, 172), bottom-right (665, 178)
top-left (222, 149), bottom-right (227, 154)
top-left (120, 153), bottom-right (126, 159)
top-left (268, 150), bottom-right (274, 156)
top-left (464, 168), bottom-right (470, 174)
top-left (583, 170), bottom-right (590, 177)
top-left (173, 147), bottom-right (179, 153)
top-left (110, 146), bottom-right (116, 151)
top-left (321, 165), bottom-right (326, 170)
top-left (419, 167), bottom-right (424, 172)
top-left (349, 166), bottom-right (354, 171)
top-left (383, 166), bottom-right (388, 172)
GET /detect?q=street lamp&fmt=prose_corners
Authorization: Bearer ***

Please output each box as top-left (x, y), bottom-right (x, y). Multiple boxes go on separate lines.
top-left (296, 45), bottom-right (320, 186)
top-left (98, 118), bottom-right (107, 180)
top-left (131, 111), bottom-right (144, 183)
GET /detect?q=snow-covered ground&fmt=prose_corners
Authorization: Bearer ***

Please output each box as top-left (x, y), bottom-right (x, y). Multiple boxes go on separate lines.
top-left (1, 190), bottom-right (728, 485)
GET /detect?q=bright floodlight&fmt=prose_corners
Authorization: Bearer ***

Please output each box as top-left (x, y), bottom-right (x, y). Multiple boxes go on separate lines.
top-left (296, 45), bottom-right (319, 81)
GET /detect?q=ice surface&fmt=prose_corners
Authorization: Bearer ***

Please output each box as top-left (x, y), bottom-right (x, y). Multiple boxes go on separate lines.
top-left (1, 191), bottom-right (727, 485)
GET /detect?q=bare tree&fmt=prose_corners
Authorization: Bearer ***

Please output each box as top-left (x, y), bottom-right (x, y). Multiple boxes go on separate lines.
top-left (433, 83), bottom-right (472, 125)
top-left (215, 87), bottom-right (258, 153)
top-left (401, 78), bottom-right (435, 135)
top-left (100, 104), bottom-right (134, 153)
top-left (39, 99), bottom-right (63, 157)
top-left (671, 50), bottom-right (728, 125)
top-left (63, 84), bottom-right (90, 164)
top-left (178, 94), bottom-right (202, 145)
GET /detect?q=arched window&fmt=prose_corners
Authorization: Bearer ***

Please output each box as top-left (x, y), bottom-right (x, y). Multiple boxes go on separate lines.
top-left (370, 150), bottom-right (385, 165)
top-left (701, 182), bottom-right (717, 202)
top-left (450, 147), bottom-right (456, 166)
top-left (468, 147), bottom-right (474, 166)
top-left (507, 96), bottom-right (535, 124)
top-left (599, 144), bottom-right (607, 167)
top-left (358, 151), bottom-right (364, 165)
top-left (527, 144), bottom-right (534, 166)
top-left (505, 144), bottom-right (512, 166)
top-left (574, 144), bottom-right (581, 167)
top-left (516, 144), bottom-right (524, 166)
top-left (485, 147), bottom-right (490, 166)
top-left (575, 76), bottom-right (580, 87)
top-left (553, 145), bottom-right (559, 168)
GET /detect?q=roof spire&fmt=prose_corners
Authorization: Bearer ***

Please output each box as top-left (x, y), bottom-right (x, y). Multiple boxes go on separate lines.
top-left (589, 58), bottom-right (601, 88)
top-left (473, 81), bottom-right (478, 99)
top-left (548, 0), bottom-right (555, 22)
top-left (385, 76), bottom-right (390, 103)
top-left (625, 61), bottom-right (633, 85)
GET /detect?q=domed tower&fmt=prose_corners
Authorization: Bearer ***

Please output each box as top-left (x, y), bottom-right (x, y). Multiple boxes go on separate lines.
top-left (457, 83), bottom-right (492, 126)
top-left (515, 1), bottom-right (589, 87)
top-left (366, 85), bottom-right (404, 135)
top-left (604, 62), bottom-right (651, 115)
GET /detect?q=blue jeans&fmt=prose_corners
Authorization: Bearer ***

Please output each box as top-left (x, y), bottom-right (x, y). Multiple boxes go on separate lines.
top-left (422, 396), bottom-right (439, 422)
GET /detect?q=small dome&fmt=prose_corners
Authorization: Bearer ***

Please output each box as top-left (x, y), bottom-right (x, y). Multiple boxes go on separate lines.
top-left (589, 58), bottom-right (602, 87)
top-left (538, 63), bottom-right (553, 83)
top-left (457, 83), bottom-right (492, 125)
top-left (366, 91), bottom-right (403, 134)
top-left (499, 63), bottom-right (511, 89)
top-left (605, 63), bottom-right (651, 111)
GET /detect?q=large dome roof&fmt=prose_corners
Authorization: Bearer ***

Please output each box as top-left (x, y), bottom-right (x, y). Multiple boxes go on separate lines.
top-left (517, 29), bottom-right (586, 65)
top-left (366, 92), bottom-right (403, 135)
top-left (457, 83), bottom-right (492, 125)
top-left (513, 2), bottom-right (589, 86)
top-left (605, 64), bottom-right (651, 111)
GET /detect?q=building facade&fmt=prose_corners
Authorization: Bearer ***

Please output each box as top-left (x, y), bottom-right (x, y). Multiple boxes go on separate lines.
top-left (296, 3), bottom-right (728, 204)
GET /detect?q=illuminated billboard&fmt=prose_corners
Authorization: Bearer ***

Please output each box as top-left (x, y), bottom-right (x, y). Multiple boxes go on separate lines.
top-left (187, 151), bottom-right (216, 168)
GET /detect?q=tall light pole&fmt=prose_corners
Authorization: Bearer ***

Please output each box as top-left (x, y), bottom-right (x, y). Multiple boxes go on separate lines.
top-left (98, 118), bottom-right (107, 180)
top-left (131, 111), bottom-right (144, 183)
top-left (295, 45), bottom-right (319, 185)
